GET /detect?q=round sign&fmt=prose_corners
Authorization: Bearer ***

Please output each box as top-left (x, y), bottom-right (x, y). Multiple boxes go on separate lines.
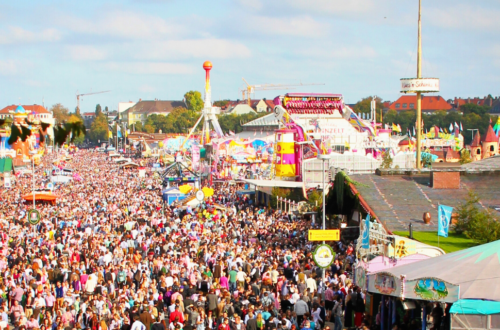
top-left (28, 209), bottom-right (41, 226)
top-left (312, 244), bottom-right (335, 268)
top-left (47, 182), bottom-right (54, 190)
top-left (196, 190), bottom-right (205, 202)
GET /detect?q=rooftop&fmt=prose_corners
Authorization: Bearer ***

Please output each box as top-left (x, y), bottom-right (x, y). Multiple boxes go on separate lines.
top-left (389, 95), bottom-right (452, 111)
top-left (351, 171), bottom-right (500, 232)
top-left (126, 100), bottom-right (186, 114)
top-left (0, 104), bottom-right (51, 114)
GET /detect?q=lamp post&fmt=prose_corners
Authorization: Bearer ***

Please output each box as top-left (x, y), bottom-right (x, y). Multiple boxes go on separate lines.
top-left (317, 153), bottom-right (332, 288)
top-left (29, 150), bottom-right (37, 210)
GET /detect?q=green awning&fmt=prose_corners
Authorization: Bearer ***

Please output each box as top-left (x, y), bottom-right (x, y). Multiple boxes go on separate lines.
top-left (0, 159), bottom-right (5, 173)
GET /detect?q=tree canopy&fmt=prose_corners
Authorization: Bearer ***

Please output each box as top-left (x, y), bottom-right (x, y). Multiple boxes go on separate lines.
top-left (89, 111), bottom-right (109, 143)
top-left (184, 91), bottom-right (203, 112)
top-left (353, 96), bottom-right (384, 122)
top-left (50, 103), bottom-right (70, 124)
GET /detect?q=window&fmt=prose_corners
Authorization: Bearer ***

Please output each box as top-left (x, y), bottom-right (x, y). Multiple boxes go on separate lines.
top-left (491, 145), bottom-right (495, 152)
top-left (477, 149), bottom-right (481, 155)
top-left (395, 103), bottom-right (400, 109)
top-left (403, 103), bottom-right (408, 109)
top-left (410, 103), bottom-right (415, 109)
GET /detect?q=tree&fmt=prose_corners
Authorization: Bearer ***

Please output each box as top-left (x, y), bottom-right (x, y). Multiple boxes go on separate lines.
top-left (134, 121), bottom-right (144, 132)
top-left (380, 151), bottom-right (393, 169)
top-left (50, 103), bottom-right (70, 124)
top-left (459, 149), bottom-right (472, 165)
top-left (353, 96), bottom-right (384, 122)
top-left (455, 191), bottom-right (500, 243)
top-left (89, 111), bottom-right (109, 143)
top-left (460, 103), bottom-right (490, 116)
top-left (184, 91), bottom-right (204, 112)
top-left (95, 104), bottom-right (102, 116)
top-left (214, 100), bottom-right (230, 107)
top-left (104, 106), bottom-right (109, 114)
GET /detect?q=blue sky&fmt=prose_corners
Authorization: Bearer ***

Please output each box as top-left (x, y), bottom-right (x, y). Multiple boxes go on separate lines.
top-left (0, 0), bottom-right (499, 113)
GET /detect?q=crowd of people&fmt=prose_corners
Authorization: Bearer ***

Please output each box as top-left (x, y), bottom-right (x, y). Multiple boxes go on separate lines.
top-left (0, 149), bottom-right (369, 330)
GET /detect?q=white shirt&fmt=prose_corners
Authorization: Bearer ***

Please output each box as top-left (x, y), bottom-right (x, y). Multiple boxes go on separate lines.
top-left (131, 320), bottom-right (147, 330)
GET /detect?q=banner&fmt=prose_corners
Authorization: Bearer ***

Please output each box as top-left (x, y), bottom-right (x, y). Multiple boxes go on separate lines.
top-left (361, 214), bottom-right (370, 249)
top-left (438, 205), bottom-right (453, 238)
top-left (192, 145), bottom-right (200, 171)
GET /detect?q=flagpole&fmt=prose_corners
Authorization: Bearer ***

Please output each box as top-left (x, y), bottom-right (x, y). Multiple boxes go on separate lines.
top-left (437, 202), bottom-right (440, 248)
top-left (416, 0), bottom-right (423, 169)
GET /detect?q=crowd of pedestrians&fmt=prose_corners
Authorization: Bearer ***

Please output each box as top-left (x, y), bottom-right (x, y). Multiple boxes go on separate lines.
top-left (0, 149), bottom-right (368, 330)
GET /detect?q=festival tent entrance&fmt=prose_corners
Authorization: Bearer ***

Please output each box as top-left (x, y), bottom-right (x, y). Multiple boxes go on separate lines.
top-left (367, 239), bottom-right (500, 303)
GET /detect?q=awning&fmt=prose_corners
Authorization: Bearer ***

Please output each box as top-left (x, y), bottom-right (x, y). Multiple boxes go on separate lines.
top-left (450, 299), bottom-right (500, 315)
top-left (236, 190), bottom-right (255, 195)
top-left (0, 158), bottom-right (11, 174)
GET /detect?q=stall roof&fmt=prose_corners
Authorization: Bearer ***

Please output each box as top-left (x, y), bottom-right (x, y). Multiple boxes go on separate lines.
top-left (236, 189), bottom-right (256, 195)
top-left (450, 299), bottom-right (500, 315)
top-left (371, 239), bottom-right (500, 301)
top-left (243, 179), bottom-right (311, 188)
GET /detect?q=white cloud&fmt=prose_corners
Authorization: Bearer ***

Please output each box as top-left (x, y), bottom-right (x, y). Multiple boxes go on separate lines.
top-left (133, 39), bottom-right (251, 60)
top-left (65, 45), bottom-right (107, 61)
top-left (0, 60), bottom-right (18, 75)
top-left (284, 0), bottom-right (376, 15)
top-left (250, 16), bottom-right (328, 37)
top-left (0, 27), bottom-right (62, 44)
top-left (237, 0), bottom-right (263, 11)
top-left (427, 4), bottom-right (500, 31)
top-left (59, 11), bottom-right (180, 40)
top-left (103, 61), bottom-right (194, 74)
top-left (138, 84), bottom-right (157, 93)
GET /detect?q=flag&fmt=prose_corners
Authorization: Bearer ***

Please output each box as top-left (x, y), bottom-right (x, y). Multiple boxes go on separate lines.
top-left (454, 122), bottom-right (459, 129)
top-left (397, 124), bottom-right (402, 132)
top-left (449, 123), bottom-right (453, 132)
top-left (229, 130), bottom-right (235, 136)
top-left (108, 131), bottom-right (112, 139)
top-left (126, 129), bottom-right (129, 137)
top-left (439, 127), bottom-right (443, 133)
top-left (438, 205), bottom-right (454, 237)
top-left (460, 122), bottom-right (463, 131)
top-left (302, 181), bottom-right (308, 200)
top-left (413, 126), bottom-right (416, 136)
top-left (361, 214), bottom-right (370, 249)
top-left (392, 123), bottom-right (399, 132)
top-left (117, 125), bottom-right (122, 138)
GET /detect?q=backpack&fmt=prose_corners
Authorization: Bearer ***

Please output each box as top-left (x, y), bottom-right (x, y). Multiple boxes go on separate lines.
top-left (134, 270), bottom-right (142, 282)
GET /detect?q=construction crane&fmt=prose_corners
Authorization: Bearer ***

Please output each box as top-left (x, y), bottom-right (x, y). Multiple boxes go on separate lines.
top-left (76, 90), bottom-right (111, 112)
top-left (241, 78), bottom-right (325, 106)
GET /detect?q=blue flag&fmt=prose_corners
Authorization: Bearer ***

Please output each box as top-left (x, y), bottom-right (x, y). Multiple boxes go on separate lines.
top-left (361, 214), bottom-right (370, 249)
top-left (438, 205), bottom-right (453, 237)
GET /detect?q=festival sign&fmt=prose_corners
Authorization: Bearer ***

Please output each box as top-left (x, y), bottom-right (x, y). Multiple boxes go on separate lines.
top-left (369, 272), bottom-right (399, 296)
top-left (308, 229), bottom-right (340, 241)
top-left (312, 244), bottom-right (335, 268)
top-left (404, 278), bottom-right (459, 303)
top-left (400, 78), bottom-right (440, 93)
top-left (28, 209), bottom-right (41, 225)
top-left (354, 263), bottom-right (367, 291)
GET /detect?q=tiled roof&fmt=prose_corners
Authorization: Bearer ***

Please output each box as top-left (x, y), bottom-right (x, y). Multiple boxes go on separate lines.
top-left (352, 173), bottom-right (500, 232)
top-left (482, 125), bottom-right (499, 143)
top-left (471, 131), bottom-right (481, 147)
top-left (389, 95), bottom-right (452, 111)
top-left (0, 104), bottom-right (50, 114)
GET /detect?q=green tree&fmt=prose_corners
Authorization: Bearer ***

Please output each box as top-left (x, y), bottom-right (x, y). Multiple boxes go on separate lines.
top-left (95, 104), bottom-right (102, 116)
top-left (134, 121), bottom-right (144, 132)
top-left (89, 111), bottom-right (109, 143)
top-left (50, 103), bottom-right (70, 124)
top-left (459, 149), bottom-right (472, 165)
top-left (214, 100), bottom-right (230, 107)
top-left (184, 91), bottom-right (204, 112)
top-left (455, 191), bottom-right (500, 243)
top-left (460, 103), bottom-right (490, 116)
top-left (353, 96), bottom-right (384, 122)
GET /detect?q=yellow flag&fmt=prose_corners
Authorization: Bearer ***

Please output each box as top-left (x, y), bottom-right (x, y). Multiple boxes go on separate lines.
top-left (109, 131), bottom-right (113, 138)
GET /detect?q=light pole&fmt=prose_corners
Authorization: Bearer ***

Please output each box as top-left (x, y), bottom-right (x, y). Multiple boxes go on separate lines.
top-left (317, 153), bottom-right (331, 288)
top-left (29, 151), bottom-right (37, 210)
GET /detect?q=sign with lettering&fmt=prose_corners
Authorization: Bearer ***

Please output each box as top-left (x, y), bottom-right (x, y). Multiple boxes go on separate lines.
top-left (308, 229), bottom-right (340, 241)
top-left (400, 78), bottom-right (440, 93)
